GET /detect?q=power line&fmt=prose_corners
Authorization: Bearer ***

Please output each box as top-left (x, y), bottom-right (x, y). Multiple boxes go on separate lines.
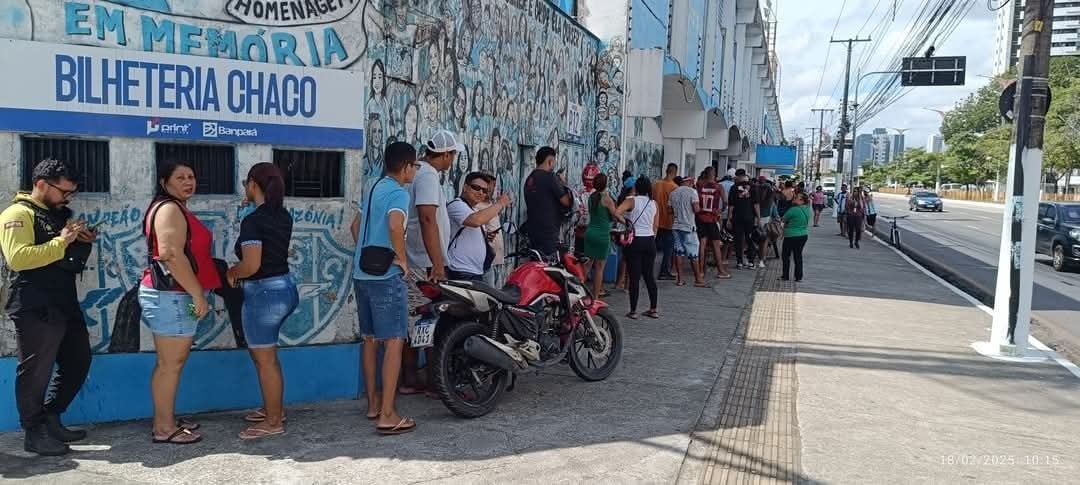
top-left (811, 0), bottom-right (851, 107)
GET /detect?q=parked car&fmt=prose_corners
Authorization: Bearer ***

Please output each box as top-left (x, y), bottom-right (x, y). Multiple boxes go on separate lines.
top-left (1037, 202), bottom-right (1080, 272)
top-left (909, 191), bottom-right (943, 212)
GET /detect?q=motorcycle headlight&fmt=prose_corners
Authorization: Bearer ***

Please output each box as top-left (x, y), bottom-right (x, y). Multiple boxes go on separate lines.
top-left (1070, 229), bottom-right (1080, 241)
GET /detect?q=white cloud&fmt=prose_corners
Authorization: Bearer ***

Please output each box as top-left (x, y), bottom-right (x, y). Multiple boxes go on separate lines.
top-left (776, 0), bottom-right (997, 151)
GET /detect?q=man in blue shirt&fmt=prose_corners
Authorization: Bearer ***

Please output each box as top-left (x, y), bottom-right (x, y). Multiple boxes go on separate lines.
top-left (353, 142), bottom-right (420, 435)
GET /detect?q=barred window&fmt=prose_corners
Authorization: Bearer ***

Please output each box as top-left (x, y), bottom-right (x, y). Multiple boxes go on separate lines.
top-left (154, 143), bottom-right (236, 195)
top-left (21, 136), bottom-right (110, 193)
top-left (272, 149), bottom-right (344, 198)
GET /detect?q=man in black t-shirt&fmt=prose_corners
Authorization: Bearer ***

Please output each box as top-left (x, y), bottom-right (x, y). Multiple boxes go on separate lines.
top-left (726, 173), bottom-right (760, 269)
top-left (523, 146), bottom-right (571, 256)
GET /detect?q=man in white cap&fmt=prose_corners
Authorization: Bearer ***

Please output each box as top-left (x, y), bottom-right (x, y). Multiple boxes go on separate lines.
top-left (400, 129), bottom-right (462, 397)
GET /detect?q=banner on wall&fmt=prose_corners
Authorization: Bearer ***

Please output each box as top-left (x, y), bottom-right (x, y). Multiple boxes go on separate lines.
top-left (0, 39), bottom-right (365, 149)
top-left (754, 144), bottom-right (796, 169)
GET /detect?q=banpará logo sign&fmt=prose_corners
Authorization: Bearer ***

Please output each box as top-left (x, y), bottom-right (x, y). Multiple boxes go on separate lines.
top-left (202, 121), bottom-right (258, 138)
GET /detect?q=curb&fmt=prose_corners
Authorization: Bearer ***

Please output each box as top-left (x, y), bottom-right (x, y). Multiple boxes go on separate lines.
top-left (870, 224), bottom-right (1080, 364)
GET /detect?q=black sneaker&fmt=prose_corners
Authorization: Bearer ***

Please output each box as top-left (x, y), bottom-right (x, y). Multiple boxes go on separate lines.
top-left (24, 424), bottom-right (70, 456)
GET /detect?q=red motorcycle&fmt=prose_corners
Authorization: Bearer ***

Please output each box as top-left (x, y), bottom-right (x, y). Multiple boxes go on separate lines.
top-left (412, 247), bottom-right (623, 418)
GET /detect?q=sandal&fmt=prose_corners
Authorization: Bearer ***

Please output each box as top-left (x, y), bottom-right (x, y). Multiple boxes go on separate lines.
top-left (625, 312), bottom-right (638, 320)
top-left (675, 281), bottom-right (686, 287)
top-left (716, 273), bottom-right (733, 280)
top-left (643, 310), bottom-right (660, 319)
top-left (376, 417), bottom-right (417, 435)
top-left (177, 418), bottom-right (200, 430)
top-left (239, 425), bottom-right (286, 440)
top-left (152, 427), bottom-right (202, 445)
top-left (244, 409), bottom-right (287, 423)
top-left (598, 290), bottom-right (611, 298)
top-left (694, 282), bottom-right (711, 288)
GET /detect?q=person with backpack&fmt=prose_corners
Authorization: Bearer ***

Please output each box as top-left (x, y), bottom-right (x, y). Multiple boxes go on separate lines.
top-left (0, 159), bottom-right (96, 456)
top-left (446, 173), bottom-right (512, 280)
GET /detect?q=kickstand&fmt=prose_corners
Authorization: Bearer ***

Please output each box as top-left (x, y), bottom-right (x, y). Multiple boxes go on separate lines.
top-left (506, 372), bottom-right (517, 392)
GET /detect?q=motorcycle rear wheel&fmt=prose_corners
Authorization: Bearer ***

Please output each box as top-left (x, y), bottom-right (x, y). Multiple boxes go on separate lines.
top-left (569, 308), bottom-right (622, 381)
top-left (432, 321), bottom-right (509, 418)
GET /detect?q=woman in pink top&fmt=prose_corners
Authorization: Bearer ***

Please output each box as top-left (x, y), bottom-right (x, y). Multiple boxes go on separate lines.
top-left (811, 187), bottom-right (827, 227)
top-left (140, 160), bottom-right (221, 445)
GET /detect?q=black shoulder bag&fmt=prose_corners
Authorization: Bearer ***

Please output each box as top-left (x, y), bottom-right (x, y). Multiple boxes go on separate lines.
top-left (145, 200), bottom-right (196, 290)
top-left (358, 177), bottom-right (398, 276)
top-left (447, 198), bottom-right (496, 273)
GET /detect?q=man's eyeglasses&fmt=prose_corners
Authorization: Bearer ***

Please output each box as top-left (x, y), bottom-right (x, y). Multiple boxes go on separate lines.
top-left (468, 183), bottom-right (490, 194)
top-left (47, 182), bottom-right (77, 198)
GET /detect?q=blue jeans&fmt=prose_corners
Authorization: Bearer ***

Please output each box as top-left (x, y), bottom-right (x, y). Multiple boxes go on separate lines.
top-left (354, 277), bottom-right (409, 340)
top-left (139, 287), bottom-right (205, 337)
top-left (242, 274), bottom-right (299, 348)
top-left (657, 229), bottom-right (675, 275)
top-left (673, 230), bottom-right (700, 260)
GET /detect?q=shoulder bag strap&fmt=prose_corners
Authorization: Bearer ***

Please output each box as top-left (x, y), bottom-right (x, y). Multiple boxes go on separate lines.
top-left (360, 176), bottom-right (387, 247)
top-left (146, 200), bottom-right (191, 261)
top-left (446, 198), bottom-right (469, 250)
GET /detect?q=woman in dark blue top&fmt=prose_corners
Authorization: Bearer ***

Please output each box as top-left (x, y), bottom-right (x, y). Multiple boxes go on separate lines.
top-left (226, 162), bottom-right (298, 440)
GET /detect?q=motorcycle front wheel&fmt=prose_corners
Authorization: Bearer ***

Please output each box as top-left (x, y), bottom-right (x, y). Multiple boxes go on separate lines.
top-left (431, 321), bottom-right (509, 418)
top-left (569, 308), bottom-right (623, 381)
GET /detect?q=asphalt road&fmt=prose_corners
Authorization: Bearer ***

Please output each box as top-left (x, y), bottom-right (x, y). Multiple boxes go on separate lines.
top-left (868, 194), bottom-right (1080, 349)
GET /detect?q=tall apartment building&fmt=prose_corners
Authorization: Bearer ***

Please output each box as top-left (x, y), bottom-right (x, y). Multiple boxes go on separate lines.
top-left (872, 128), bottom-right (892, 166)
top-left (927, 134), bottom-right (946, 153)
top-left (854, 134), bottom-right (874, 167)
top-left (891, 134), bottom-right (906, 161)
top-left (994, 0), bottom-right (1080, 75)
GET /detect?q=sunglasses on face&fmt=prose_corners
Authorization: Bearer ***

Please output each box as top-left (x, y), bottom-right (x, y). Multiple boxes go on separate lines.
top-left (468, 183), bottom-right (490, 194)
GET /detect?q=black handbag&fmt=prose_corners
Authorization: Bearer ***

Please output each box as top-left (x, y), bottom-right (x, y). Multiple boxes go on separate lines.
top-left (145, 200), bottom-right (196, 290)
top-left (358, 177), bottom-right (397, 276)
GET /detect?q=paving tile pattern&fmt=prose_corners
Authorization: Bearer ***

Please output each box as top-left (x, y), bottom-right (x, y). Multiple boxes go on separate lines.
top-left (699, 264), bottom-right (802, 485)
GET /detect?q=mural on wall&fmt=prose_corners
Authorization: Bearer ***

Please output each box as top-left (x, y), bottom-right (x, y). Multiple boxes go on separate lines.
top-left (358, 0), bottom-right (619, 253)
top-left (0, 0), bottom-right (622, 355)
top-left (625, 117), bottom-right (664, 180)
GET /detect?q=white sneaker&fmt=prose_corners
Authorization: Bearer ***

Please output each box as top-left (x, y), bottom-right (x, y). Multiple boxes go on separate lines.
top-left (757, 261), bottom-right (766, 269)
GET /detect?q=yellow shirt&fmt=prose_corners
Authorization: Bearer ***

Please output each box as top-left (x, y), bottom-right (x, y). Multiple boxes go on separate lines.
top-left (0, 193), bottom-right (69, 272)
top-left (653, 179), bottom-right (678, 230)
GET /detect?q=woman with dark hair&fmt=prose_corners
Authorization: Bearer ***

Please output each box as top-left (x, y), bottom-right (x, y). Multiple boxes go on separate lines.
top-left (140, 160), bottom-right (221, 444)
top-left (583, 173), bottom-right (622, 298)
top-left (227, 163), bottom-right (299, 440)
top-left (615, 177), bottom-right (660, 319)
top-left (472, 81), bottom-right (486, 120)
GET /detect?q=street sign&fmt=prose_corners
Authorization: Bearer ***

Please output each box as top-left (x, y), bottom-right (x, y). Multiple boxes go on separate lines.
top-left (998, 80), bottom-right (1052, 123)
top-left (900, 56), bottom-right (966, 87)
top-left (819, 150), bottom-right (834, 159)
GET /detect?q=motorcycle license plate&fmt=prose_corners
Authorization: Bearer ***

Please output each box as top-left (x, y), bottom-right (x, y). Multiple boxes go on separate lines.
top-left (410, 317), bottom-right (436, 348)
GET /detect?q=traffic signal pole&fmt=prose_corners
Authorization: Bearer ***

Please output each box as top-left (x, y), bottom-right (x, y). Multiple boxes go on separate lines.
top-left (981, 0), bottom-right (1053, 359)
top-left (831, 37), bottom-right (871, 187)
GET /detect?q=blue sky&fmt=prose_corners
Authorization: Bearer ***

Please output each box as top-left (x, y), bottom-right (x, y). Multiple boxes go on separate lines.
top-left (776, 0), bottom-right (998, 151)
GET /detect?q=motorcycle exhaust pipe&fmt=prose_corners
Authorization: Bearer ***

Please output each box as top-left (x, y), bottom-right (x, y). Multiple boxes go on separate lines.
top-left (464, 335), bottom-right (524, 371)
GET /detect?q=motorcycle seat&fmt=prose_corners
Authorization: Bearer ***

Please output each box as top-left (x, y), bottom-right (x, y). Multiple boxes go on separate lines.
top-left (445, 280), bottom-right (521, 304)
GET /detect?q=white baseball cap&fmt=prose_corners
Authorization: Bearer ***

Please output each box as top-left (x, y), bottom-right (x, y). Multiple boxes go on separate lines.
top-left (425, 130), bottom-right (466, 153)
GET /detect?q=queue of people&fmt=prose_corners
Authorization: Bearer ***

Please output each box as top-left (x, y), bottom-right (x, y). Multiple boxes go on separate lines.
top-left (2, 136), bottom-right (824, 455)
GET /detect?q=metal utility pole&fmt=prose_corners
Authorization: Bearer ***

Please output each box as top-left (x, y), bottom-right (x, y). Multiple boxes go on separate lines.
top-left (811, 108), bottom-right (833, 181)
top-left (985, 0), bottom-right (1054, 358)
top-left (805, 127), bottom-right (817, 181)
top-left (831, 37), bottom-right (871, 187)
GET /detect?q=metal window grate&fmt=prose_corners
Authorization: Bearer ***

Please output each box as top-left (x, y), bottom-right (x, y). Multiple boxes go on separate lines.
top-left (154, 143), bottom-right (236, 195)
top-left (20, 136), bottom-right (110, 193)
top-left (273, 149), bottom-right (344, 198)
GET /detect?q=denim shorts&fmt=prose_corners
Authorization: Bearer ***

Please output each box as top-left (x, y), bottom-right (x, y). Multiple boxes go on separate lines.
top-left (354, 277), bottom-right (409, 340)
top-left (242, 274), bottom-right (300, 348)
top-left (139, 286), bottom-right (204, 338)
top-left (673, 229), bottom-right (700, 260)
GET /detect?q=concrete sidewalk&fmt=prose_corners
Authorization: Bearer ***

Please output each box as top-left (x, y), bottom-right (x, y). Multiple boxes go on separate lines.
top-left (684, 225), bottom-right (1079, 483)
top-left (0, 265), bottom-right (759, 484)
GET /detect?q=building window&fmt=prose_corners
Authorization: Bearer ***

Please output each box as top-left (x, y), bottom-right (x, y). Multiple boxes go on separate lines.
top-left (21, 136), bottom-right (110, 193)
top-left (154, 143), bottom-right (236, 195)
top-left (272, 149), bottom-right (344, 198)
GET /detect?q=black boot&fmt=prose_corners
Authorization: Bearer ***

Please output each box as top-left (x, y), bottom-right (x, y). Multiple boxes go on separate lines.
top-left (44, 413), bottom-right (87, 442)
top-left (24, 424), bottom-right (70, 456)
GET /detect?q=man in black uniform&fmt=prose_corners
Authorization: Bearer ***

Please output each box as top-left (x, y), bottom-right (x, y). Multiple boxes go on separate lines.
top-left (523, 146), bottom-right (571, 257)
top-left (0, 159), bottom-right (97, 456)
